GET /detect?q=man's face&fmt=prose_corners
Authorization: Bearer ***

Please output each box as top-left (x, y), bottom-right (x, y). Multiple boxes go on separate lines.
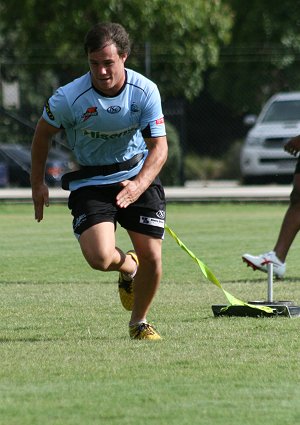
top-left (88, 43), bottom-right (127, 96)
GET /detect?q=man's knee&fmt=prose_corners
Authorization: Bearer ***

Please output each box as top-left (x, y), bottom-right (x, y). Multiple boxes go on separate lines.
top-left (138, 249), bottom-right (162, 272)
top-left (81, 248), bottom-right (114, 271)
top-left (290, 174), bottom-right (300, 205)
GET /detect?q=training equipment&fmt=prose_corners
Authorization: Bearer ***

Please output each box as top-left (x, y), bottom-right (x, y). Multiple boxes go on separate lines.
top-left (165, 224), bottom-right (273, 316)
top-left (242, 251), bottom-right (286, 278)
top-left (212, 263), bottom-right (300, 318)
top-left (165, 223), bottom-right (272, 313)
top-left (164, 224), bottom-right (299, 318)
top-left (118, 250), bottom-right (139, 311)
top-left (129, 322), bottom-right (161, 340)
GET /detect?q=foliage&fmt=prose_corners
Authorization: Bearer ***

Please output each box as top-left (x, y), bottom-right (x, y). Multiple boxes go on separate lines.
top-left (184, 154), bottom-right (225, 180)
top-left (0, 0), bottom-right (233, 101)
top-left (209, 0), bottom-right (300, 113)
top-left (183, 140), bottom-right (242, 181)
top-left (159, 121), bottom-right (182, 186)
top-left (220, 139), bottom-right (243, 179)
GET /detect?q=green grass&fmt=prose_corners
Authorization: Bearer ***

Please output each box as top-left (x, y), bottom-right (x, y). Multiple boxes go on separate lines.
top-left (1, 202), bottom-right (300, 425)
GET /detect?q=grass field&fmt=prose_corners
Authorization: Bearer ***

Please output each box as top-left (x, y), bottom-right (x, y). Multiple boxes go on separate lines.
top-left (1, 202), bottom-right (300, 425)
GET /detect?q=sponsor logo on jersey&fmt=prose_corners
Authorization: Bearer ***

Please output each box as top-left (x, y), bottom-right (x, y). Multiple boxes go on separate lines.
top-left (82, 106), bottom-right (98, 121)
top-left (45, 100), bottom-right (55, 121)
top-left (155, 117), bottom-right (165, 125)
top-left (83, 125), bottom-right (137, 140)
top-left (156, 210), bottom-right (165, 219)
top-left (107, 105), bottom-right (121, 114)
top-left (140, 216), bottom-right (164, 228)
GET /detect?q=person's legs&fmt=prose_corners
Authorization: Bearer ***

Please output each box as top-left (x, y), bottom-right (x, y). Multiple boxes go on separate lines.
top-left (80, 224), bottom-right (162, 339)
top-left (242, 173), bottom-right (300, 277)
top-left (127, 230), bottom-right (162, 325)
top-left (68, 184), bottom-right (163, 339)
top-left (273, 173), bottom-right (300, 262)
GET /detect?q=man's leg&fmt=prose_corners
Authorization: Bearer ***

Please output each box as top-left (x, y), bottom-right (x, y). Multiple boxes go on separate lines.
top-left (273, 174), bottom-right (300, 262)
top-left (79, 222), bottom-right (137, 275)
top-left (127, 230), bottom-right (162, 324)
top-left (242, 173), bottom-right (300, 277)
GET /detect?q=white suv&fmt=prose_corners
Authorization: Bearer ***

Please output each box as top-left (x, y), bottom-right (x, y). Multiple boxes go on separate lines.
top-left (240, 92), bottom-right (300, 184)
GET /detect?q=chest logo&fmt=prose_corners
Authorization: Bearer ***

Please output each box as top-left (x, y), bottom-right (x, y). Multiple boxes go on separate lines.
top-left (131, 103), bottom-right (139, 113)
top-left (82, 106), bottom-right (98, 121)
top-left (107, 105), bottom-right (121, 114)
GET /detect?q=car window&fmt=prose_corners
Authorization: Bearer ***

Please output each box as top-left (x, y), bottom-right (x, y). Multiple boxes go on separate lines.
top-left (262, 100), bottom-right (300, 123)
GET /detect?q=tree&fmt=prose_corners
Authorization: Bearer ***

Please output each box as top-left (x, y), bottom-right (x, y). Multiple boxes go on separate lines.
top-left (209, 0), bottom-right (300, 114)
top-left (0, 0), bottom-right (233, 102)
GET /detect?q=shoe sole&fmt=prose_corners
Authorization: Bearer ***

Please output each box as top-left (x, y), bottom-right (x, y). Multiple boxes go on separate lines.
top-left (130, 334), bottom-right (162, 341)
top-left (118, 283), bottom-right (134, 311)
top-left (242, 257), bottom-right (284, 279)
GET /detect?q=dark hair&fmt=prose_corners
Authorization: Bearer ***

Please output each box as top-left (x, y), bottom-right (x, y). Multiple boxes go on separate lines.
top-left (84, 22), bottom-right (131, 56)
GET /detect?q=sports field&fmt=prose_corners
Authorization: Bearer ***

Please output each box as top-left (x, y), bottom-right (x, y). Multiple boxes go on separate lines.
top-left (1, 202), bottom-right (300, 425)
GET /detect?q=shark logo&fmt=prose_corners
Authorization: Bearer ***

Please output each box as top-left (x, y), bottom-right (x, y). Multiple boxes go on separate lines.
top-left (82, 106), bottom-right (98, 122)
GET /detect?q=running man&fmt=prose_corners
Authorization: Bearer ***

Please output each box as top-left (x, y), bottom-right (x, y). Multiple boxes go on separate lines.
top-left (31, 22), bottom-right (168, 340)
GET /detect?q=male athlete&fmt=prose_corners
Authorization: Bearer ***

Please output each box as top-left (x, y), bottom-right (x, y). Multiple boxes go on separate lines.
top-left (31, 22), bottom-right (168, 340)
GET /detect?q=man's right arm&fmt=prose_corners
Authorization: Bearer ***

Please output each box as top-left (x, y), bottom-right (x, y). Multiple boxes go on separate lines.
top-left (31, 117), bottom-right (61, 222)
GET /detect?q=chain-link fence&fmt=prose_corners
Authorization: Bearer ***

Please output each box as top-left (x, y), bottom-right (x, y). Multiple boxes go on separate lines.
top-left (0, 57), bottom-right (295, 187)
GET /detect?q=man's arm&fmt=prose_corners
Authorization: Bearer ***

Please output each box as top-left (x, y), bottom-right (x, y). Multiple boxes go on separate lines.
top-left (31, 117), bottom-right (61, 221)
top-left (116, 135), bottom-right (168, 208)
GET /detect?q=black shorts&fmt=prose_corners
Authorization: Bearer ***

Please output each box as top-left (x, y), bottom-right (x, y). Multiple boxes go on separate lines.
top-left (68, 177), bottom-right (166, 239)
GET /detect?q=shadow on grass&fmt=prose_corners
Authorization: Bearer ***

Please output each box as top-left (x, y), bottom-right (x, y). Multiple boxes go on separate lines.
top-left (223, 276), bottom-right (300, 284)
top-left (0, 280), bottom-right (109, 285)
top-left (0, 335), bottom-right (112, 344)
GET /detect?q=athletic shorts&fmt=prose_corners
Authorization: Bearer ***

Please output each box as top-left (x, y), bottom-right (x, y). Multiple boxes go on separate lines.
top-left (294, 156), bottom-right (300, 175)
top-left (68, 176), bottom-right (166, 239)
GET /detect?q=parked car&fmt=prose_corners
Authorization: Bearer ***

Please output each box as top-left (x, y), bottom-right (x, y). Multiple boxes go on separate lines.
top-left (0, 143), bottom-right (74, 187)
top-left (240, 92), bottom-right (300, 184)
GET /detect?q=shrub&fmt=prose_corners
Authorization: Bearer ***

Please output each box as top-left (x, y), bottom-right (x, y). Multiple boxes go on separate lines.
top-left (159, 121), bottom-right (182, 186)
top-left (184, 154), bottom-right (224, 180)
top-left (183, 140), bottom-right (243, 181)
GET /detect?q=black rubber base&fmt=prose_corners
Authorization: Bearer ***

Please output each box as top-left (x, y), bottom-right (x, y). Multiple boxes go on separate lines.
top-left (212, 301), bottom-right (300, 318)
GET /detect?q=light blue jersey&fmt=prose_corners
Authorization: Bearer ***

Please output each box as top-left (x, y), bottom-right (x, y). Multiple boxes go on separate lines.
top-left (43, 68), bottom-right (166, 190)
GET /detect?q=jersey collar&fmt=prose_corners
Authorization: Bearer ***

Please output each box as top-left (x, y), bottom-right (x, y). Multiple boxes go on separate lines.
top-left (91, 70), bottom-right (127, 98)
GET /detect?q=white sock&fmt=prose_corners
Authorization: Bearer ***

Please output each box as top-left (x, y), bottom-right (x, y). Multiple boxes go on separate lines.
top-left (122, 256), bottom-right (138, 281)
top-left (129, 320), bottom-right (147, 327)
top-left (122, 267), bottom-right (137, 281)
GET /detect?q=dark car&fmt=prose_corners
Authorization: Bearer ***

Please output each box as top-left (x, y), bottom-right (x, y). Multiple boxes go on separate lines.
top-left (0, 143), bottom-right (74, 187)
top-left (0, 162), bottom-right (9, 187)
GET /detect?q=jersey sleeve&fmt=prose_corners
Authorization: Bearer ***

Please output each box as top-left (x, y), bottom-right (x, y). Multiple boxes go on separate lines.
top-left (42, 87), bottom-right (74, 129)
top-left (140, 85), bottom-right (166, 138)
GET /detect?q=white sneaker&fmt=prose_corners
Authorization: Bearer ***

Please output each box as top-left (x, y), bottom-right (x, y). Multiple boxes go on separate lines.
top-left (242, 251), bottom-right (286, 278)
